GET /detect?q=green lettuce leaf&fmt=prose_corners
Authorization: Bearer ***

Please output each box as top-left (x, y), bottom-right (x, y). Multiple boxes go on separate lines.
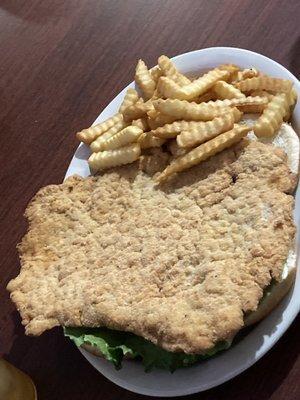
top-left (64, 327), bottom-right (231, 372)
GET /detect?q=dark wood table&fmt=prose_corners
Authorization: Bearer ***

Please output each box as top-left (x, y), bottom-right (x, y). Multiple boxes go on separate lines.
top-left (1, 0), bottom-right (299, 398)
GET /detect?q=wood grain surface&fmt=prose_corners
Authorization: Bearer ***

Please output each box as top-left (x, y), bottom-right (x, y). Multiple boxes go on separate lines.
top-left (1, 0), bottom-right (299, 399)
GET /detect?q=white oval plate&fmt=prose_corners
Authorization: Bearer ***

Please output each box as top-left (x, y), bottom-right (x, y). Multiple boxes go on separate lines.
top-left (65, 47), bottom-right (300, 397)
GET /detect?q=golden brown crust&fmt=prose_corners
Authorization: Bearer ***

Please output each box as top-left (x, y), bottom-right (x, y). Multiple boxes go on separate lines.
top-left (7, 141), bottom-right (296, 353)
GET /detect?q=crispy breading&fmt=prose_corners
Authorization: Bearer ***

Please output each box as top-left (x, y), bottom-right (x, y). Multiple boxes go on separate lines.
top-left (7, 141), bottom-right (296, 354)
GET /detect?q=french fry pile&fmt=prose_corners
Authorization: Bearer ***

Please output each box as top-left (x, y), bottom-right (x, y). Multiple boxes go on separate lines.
top-left (76, 55), bottom-right (297, 182)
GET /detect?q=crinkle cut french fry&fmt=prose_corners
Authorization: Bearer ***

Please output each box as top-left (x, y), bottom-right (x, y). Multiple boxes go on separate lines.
top-left (253, 93), bottom-right (289, 138)
top-left (206, 96), bottom-right (268, 108)
top-left (213, 80), bottom-right (245, 99)
top-left (171, 73), bottom-right (191, 87)
top-left (138, 132), bottom-right (166, 149)
top-left (119, 89), bottom-right (139, 114)
top-left (88, 143), bottom-right (141, 172)
top-left (145, 88), bottom-right (160, 103)
top-left (158, 55), bottom-right (191, 86)
top-left (123, 99), bottom-right (154, 122)
top-left (235, 76), bottom-right (293, 93)
top-left (287, 88), bottom-right (298, 107)
top-left (147, 109), bottom-right (159, 121)
top-left (149, 88), bottom-right (161, 101)
top-left (153, 98), bottom-right (232, 122)
top-left (90, 120), bottom-right (127, 152)
top-left (149, 66), bottom-right (162, 84)
top-left (135, 59), bottom-right (156, 100)
top-left (158, 55), bottom-right (178, 76)
top-left (177, 109), bottom-right (241, 148)
top-left (157, 69), bottom-right (229, 100)
top-left (210, 96), bottom-right (268, 114)
top-left (156, 124), bottom-right (251, 182)
top-left (132, 118), bottom-right (149, 131)
top-left (123, 100), bottom-right (145, 122)
top-left (76, 113), bottom-right (123, 144)
top-left (230, 68), bottom-right (259, 84)
top-left (147, 112), bottom-right (178, 130)
top-left (101, 126), bottom-right (143, 150)
top-left (284, 88), bottom-right (298, 121)
top-left (231, 107), bottom-right (244, 121)
top-left (217, 64), bottom-right (240, 75)
top-left (152, 109), bottom-right (241, 140)
top-left (157, 77), bottom-right (180, 99)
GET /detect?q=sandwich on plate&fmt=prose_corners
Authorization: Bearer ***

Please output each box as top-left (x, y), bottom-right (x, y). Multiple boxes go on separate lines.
top-left (7, 56), bottom-right (299, 372)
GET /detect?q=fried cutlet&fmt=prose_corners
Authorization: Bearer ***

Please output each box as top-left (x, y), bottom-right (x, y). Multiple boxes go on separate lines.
top-left (7, 140), bottom-right (296, 354)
